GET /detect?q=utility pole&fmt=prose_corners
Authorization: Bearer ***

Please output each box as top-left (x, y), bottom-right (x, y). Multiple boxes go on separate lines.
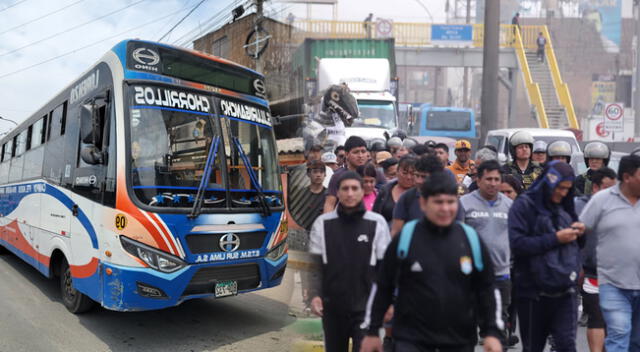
top-left (463, 0), bottom-right (471, 107)
top-left (255, 0), bottom-right (264, 73)
top-left (480, 0), bottom-right (499, 140)
top-left (634, 1), bottom-right (640, 137)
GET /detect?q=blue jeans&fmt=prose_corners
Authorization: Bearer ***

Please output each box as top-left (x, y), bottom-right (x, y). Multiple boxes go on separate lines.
top-left (599, 283), bottom-right (640, 352)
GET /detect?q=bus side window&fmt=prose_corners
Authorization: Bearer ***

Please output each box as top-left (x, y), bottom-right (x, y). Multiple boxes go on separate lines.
top-left (79, 93), bottom-right (108, 166)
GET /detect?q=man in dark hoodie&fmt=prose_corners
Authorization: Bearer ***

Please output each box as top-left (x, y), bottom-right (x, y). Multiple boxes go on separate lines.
top-left (308, 171), bottom-right (391, 352)
top-left (508, 161), bottom-right (586, 352)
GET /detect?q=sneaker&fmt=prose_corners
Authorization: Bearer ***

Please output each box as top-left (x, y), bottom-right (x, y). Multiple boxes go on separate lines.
top-left (507, 335), bottom-right (519, 347)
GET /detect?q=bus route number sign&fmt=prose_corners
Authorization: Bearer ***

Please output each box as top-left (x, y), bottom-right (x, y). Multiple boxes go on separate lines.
top-left (115, 214), bottom-right (128, 231)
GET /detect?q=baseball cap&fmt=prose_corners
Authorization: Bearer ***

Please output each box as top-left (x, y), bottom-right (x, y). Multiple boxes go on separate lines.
top-left (321, 152), bottom-right (337, 164)
top-left (376, 151), bottom-right (393, 164)
top-left (455, 139), bottom-right (472, 150)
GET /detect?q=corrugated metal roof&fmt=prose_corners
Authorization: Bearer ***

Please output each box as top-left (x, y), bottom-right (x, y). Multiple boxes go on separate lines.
top-left (277, 138), bottom-right (304, 154)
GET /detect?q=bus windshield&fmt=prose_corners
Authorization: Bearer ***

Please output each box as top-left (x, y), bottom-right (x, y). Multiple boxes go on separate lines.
top-left (126, 84), bottom-right (281, 210)
top-left (127, 86), bottom-right (227, 208)
top-left (353, 100), bottom-right (396, 129)
top-left (426, 110), bottom-right (472, 131)
top-left (218, 98), bottom-right (282, 208)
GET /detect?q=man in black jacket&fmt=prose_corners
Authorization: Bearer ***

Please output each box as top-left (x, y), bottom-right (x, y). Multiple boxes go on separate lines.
top-left (309, 171), bottom-right (391, 352)
top-left (361, 171), bottom-right (503, 352)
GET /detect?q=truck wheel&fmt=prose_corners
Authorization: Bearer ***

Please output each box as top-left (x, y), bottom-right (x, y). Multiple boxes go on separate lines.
top-left (60, 259), bottom-right (94, 314)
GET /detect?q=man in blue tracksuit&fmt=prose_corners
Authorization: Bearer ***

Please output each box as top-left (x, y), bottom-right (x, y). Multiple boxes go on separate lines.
top-left (508, 161), bottom-right (586, 352)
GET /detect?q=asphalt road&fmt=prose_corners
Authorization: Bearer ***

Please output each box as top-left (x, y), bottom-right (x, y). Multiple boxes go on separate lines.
top-left (0, 252), bottom-right (298, 352)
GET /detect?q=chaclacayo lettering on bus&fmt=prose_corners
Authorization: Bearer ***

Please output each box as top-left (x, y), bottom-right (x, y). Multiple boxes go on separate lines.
top-left (70, 70), bottom-right (100, 104)
top-left (133, 86), bottom-right (210, 113)
top-left (194, 250), bottom-right (261, 263)
top-left (219, 99), bottom-right (271, 126)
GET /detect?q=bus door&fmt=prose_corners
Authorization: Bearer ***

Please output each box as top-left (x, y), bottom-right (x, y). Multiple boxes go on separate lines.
top-left (69, 90), bottom-right (113, 279)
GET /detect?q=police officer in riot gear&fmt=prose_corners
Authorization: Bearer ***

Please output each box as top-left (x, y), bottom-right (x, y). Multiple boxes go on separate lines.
top-left (532, 140), bottom-right (548, 165)
top-left (502, 131), bottom-right (543, 190)
top-left (575, 142), bottom-right (610, 196)
top-left (546, 140), bottom-right (573, 164)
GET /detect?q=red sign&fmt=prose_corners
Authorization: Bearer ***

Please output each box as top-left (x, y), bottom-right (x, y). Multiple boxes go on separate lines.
top-left (596, 122), bottom-right (610, 137)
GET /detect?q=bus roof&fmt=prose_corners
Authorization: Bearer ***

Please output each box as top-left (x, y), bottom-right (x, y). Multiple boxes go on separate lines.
top-left (112, 39), bottom-right (263, 77)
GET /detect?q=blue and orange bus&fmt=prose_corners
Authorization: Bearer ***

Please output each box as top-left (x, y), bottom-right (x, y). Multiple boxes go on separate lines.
top-left (0, 40), bottom-right (288, 313)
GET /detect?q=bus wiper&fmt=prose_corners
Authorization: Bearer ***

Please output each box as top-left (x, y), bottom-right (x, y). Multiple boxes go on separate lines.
top-left (231, 137), bottom-right (271, 217)
top-left (188, 136), bottom-right (221, 219)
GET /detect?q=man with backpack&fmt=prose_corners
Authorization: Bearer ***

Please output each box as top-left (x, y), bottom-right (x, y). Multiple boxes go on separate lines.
top-left (361, 171), bottom-right (503, 352)
top-left (508, 161), bottom-right (585, 352)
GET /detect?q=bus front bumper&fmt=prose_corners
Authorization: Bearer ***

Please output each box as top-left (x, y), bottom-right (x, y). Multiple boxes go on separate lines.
top-left (98, 254), bottom-right (287, 311)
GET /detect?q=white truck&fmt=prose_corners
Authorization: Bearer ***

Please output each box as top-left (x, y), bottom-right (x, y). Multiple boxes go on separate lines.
top-left (316, 58), bottom-right (399, 144)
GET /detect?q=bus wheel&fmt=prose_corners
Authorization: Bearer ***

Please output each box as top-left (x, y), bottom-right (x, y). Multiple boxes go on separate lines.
top-left (60, 259), bottom-right (94, 314)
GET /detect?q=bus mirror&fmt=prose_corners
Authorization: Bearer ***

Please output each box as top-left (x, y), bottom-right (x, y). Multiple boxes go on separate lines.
top-left (81, 145), bottom-right (103, 165)
top-left (80, 104), bottom-right (94, 144)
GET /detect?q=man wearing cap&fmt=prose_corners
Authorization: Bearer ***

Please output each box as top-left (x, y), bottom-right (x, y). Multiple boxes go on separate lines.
top-left (532, 140), bottom-right (548, 166)
top-left (447, 139), bottom-right (475, 184)
top-left (322, 152), bottom-right (340, 172)
top-left (309, 171), bottom-right (391, 352)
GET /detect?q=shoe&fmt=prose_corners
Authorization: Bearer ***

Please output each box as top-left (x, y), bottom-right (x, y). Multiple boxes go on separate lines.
top-left (507, 335), bottom-right (519, 347)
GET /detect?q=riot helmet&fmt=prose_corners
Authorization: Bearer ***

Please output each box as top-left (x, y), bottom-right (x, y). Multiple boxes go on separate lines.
top-left (583, 141), bottom-right (610, 169)
top-left (547, 140), bottom-right (572, 163)
top-left (509, 130), bottom-right (535, 160)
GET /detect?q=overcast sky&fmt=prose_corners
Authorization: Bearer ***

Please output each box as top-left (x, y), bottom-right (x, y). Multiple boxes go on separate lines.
top-left (0, 0), bottom-right (445, 130)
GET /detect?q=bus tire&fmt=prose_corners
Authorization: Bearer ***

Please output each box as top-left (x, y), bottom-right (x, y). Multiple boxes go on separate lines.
top-left (60, 259), bottom-right (94, 314)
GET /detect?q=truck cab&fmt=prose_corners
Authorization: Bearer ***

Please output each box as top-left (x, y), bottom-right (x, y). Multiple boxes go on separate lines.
top-left (316, 58), bottom-right (399, 143)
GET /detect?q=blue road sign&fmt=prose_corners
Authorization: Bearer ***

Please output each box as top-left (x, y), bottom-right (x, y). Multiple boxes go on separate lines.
top-left (431, 25), bottom-right (473, 42)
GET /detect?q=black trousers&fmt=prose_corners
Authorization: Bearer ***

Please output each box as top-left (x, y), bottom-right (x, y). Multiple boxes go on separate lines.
top-left (517, 292), bottom-right (578, 352)
top-left (393, 340), bottom-right (474, 352)
top-left (322, 310), bottom-right (366, 352)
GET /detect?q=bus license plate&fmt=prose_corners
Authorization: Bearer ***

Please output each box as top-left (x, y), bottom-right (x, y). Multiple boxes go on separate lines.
top-left (214, 281), bottom-right (238, 297)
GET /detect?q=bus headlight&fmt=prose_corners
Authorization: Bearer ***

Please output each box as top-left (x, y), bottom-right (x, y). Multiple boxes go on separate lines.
top-left (266, 240), bottom-right (287, 261)
top-left (120, 236), bottom-right (186, 273)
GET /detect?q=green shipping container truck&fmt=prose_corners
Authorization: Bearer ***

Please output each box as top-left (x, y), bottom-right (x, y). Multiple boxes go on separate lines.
top-left (291, 38), bottom-right (396, 99)
top-left (272, 38), bottom-right (397, 139)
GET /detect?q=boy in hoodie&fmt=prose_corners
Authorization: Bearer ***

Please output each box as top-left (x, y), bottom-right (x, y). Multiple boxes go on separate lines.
top-left (460, 160), bottom-right (513, 341)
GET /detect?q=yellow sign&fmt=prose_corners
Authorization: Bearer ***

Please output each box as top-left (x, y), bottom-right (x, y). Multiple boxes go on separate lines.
top-left (115, 214), bottom-right (127, 231)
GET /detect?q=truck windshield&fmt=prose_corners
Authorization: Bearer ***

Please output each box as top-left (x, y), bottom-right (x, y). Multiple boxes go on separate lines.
top-left (353, 100), bottom-right (396, 129)
top-left (217, 98), bottom-right (282, 209)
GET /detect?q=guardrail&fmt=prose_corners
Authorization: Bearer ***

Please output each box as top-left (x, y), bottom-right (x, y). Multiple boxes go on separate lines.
top-left (542, 26), bottom-right (579, 129)
top-left (514, 28), bottom-right (549, 128)
top-left (292, 20), bottom-right (523, 48)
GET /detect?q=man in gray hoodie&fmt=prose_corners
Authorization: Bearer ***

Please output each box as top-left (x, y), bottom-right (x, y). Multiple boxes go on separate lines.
top-left (460, 160), bottom-right (513, 340)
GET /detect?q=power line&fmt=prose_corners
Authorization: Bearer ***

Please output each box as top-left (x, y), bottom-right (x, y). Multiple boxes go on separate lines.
top-left (158, 0), bottom-right (208, 42)
top-left (0, 0), bottom-right (85, 36)
top-left (0, 0), bottom-right (146, 58)
top-left (171, 0), bottom-right (240, 46)
top-left (172, 0), bottom-right (248, 47)
top-left (0, 5), bottom-right (191, 80)
top-left (0, 0), bottom-right (28, 13)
